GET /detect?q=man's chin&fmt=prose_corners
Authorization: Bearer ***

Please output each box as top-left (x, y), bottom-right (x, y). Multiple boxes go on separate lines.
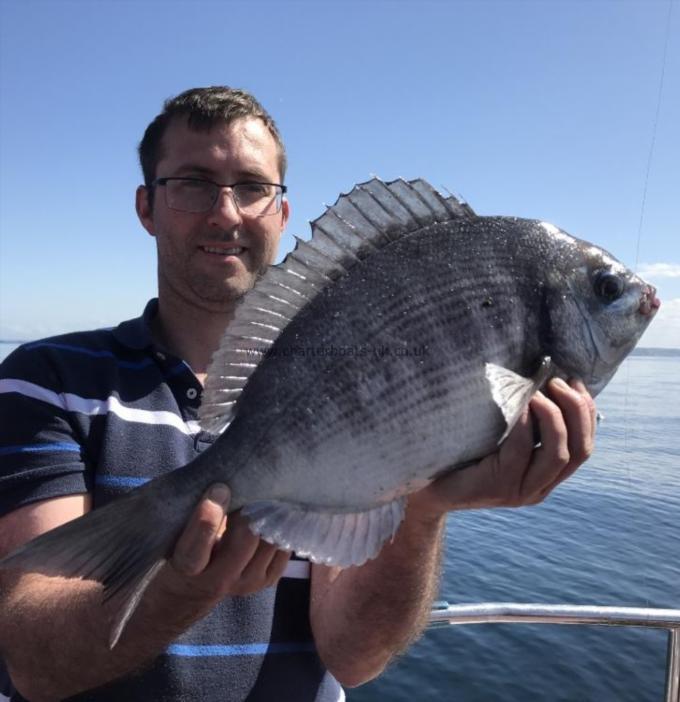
top-left (190, 281), bottom-right (252, 309)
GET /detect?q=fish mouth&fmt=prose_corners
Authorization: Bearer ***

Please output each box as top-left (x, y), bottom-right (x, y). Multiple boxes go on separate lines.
top-left (639, 284), bottom-right (660, 317)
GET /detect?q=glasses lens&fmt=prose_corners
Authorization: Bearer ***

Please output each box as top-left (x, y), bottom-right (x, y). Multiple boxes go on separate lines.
top-left (234, 183), bottom-right (282, 216)
top-left (165, 179), bottom-right (217, 213)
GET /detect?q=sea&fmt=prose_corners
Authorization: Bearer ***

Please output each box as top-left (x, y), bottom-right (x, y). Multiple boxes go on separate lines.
top-left (0, 343), bottom-right (678, 701)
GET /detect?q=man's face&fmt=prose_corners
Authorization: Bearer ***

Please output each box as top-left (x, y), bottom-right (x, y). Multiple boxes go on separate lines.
top-left (136, 116), bottom-right (289, 311)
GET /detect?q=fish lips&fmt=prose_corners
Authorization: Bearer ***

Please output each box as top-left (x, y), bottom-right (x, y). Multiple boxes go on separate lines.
top-left (639, 284), bottom-right (660, 317)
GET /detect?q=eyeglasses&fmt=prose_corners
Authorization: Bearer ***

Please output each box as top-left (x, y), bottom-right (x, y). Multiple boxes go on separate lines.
top-left (151, 177), bottom-right (287, 217)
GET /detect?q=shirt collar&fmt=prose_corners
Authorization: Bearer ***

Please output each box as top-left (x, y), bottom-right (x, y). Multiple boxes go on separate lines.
top-left (111, 299), bottom-right (158, 351)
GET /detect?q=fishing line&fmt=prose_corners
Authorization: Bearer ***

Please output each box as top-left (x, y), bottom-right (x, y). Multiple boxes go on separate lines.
top-left (624, 0), bottom-right (674, 609)
top-left (624, 0), bottom-right (673, 467)
top-left (633, 0), bottom-right (674, 274)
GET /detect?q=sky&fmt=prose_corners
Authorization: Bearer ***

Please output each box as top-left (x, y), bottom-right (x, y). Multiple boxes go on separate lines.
top-left (0, 0), bottom-right (678, 347)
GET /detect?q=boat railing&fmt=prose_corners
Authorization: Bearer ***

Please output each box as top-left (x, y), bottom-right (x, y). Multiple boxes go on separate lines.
top-left (428, 602), bottom-right (680, 702)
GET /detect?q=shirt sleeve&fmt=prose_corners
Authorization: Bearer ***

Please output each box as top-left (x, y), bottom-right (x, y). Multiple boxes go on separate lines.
top-left (0, 345), bottom-right (91, 517)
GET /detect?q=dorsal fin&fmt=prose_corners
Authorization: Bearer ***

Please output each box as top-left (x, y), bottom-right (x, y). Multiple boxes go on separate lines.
top-left (199, 177), bottom-right (475, 433)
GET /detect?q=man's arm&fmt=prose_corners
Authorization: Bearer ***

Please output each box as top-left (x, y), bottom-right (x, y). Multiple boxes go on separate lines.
top-left (0, 487), bottom-right (290, 702)
top-left (311, 379), bottom-right (596, 686)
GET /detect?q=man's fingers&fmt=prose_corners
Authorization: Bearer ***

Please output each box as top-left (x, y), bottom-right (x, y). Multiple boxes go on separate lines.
top-left (520, 391), bottom-right (570, 496)
top-left (546, 378), bottom-right (595, 476)
top-left (230, 542), bottom-right (291, 595)
top-left (171, 484), bottom-right (230, 577)
top-left (568, 378), bottom-right (597, 444)
top-left (167, 497), bottom-right (291, 601)
top-left (266, 550), bottom-right (294, 586)
top-left (205, 512), bottom-right (290, 596)
top-left (497, 408), bottom-right (535, 475)
top-left (522, 379), bottom-right (596, 501)
top-left (208, 511), bottom-right (262, 577)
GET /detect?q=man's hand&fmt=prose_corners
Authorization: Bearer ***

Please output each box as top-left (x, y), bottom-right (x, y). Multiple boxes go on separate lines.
top-left (158, 484), bottom-right (291, 604)
top-left (411, 378), bottom-right (597, 518)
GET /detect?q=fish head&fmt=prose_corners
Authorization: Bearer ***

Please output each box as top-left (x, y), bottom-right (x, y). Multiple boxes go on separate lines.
top-left (540, 226), bottom-right (660, 396)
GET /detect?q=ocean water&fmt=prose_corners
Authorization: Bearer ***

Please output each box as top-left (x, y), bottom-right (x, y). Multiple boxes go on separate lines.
top-left (1, 343), bottom-right (677, 700)
top-left (349, 356), bottom-right (679, 702)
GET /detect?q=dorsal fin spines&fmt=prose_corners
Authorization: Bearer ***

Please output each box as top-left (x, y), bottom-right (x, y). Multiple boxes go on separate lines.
top-left (281, 257), bottom-right (330, 288)
top-left (305, 224), bottom-right (356, 265)
top-left (290, 237), bottom-right (345, 268)
top-left (248, 306), bottom-right (293, 324)
top-left (246, 289), bottom-right (301, 313)
top-left (385, 178), bottom-right (436, 226)
top-left (314, 221), bottom-right (362, 261)
top-left (256, 279), bottom-right (313, 303)
top-left (326, 193), bottom-right (387, 242)
top-left (352, 179), bottom-right (415, 242)
top-left (199, 178), bottom-right (476, 433)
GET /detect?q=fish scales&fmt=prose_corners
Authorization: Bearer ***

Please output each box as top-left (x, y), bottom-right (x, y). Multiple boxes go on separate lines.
top-left (0, 178), bottom-right (658, 647)
top-left (218, 221), bottom-right (555, 513)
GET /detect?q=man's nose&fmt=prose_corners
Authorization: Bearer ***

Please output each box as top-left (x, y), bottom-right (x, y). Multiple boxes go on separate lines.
top-left (207, 187), bottom-right (242, 228)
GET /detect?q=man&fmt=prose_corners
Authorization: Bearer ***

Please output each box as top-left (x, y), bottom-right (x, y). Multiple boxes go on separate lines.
top-left (0, 87), bottom-right (596, 701)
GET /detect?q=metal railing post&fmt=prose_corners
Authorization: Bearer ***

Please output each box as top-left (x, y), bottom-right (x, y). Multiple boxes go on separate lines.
top-left (666, 628), bottom-right (680, 702)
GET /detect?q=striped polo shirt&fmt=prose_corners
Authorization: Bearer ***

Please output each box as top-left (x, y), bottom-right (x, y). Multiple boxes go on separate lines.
top-left (0, 299), bottom-right (343, 702)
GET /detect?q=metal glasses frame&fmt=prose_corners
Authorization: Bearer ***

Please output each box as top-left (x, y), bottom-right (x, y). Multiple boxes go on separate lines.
top-left (151, 177), bottom-right (287, 216)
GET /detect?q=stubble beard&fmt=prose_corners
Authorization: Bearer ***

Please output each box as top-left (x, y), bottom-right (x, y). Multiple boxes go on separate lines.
top-left (157, 228), bottom-right (276, 313)
top-left (185, 257), bottom-right (272, 310)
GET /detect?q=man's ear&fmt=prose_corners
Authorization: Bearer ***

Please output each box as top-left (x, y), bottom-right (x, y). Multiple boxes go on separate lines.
top-left (280, 197), bottom-right (290, 233)
top-left (136, 185), bottom-right (155, 236)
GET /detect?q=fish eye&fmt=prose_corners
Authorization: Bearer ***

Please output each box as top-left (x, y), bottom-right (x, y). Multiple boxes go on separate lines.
top-left (594, 271), bottom-right (625, 303)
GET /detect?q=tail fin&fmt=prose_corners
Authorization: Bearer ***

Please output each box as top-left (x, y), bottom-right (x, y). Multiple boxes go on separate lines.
top-left (0, 467), bottom-right (202, 647)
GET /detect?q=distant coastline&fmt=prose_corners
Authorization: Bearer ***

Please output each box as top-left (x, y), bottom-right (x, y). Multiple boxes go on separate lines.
top-left (1, 339), bottom-right (679, 358)
top-left (629, 347), bottom-right (680, 357)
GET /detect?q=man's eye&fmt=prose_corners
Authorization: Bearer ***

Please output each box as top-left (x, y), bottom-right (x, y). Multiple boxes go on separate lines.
top-left (240, 183), bottom-right (269, 194)
top-left (181, 180), bottom-right (211, 191)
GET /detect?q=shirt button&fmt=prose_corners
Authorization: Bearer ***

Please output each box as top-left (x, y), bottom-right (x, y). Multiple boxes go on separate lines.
top-left (186, 388), bottom-right (198, 400)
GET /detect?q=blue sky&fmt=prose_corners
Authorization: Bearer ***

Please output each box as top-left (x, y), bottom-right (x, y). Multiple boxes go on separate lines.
top-left (1, 0), bottom-right (678, 346)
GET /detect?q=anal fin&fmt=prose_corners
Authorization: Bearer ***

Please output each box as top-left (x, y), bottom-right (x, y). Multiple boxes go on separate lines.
top-left (241, 499), bottom-right (407, 568)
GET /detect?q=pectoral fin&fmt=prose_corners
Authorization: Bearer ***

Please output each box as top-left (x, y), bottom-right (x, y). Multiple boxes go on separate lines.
top-left (486, 356), bottom-right (553, 444)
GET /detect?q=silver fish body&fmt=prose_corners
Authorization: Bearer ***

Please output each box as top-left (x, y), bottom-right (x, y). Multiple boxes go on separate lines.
top-left (208, 216), bottom-right (654, 511)
top-left (0, 179), bottom-right (658, 646)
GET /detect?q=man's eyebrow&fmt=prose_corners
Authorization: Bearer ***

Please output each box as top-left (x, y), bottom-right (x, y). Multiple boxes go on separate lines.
top-left (232, 168), bottom-right (273, 182)
top-left (172, 165), bottom-right (218, 178)
top-left (169, 165), bottom-right (275, 182)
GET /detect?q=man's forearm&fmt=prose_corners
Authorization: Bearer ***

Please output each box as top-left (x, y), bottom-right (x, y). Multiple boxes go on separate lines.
top-left (311, 504), bottom-right (446, 687)
top-left (0, 488), bottom-right (291, 701)
top-left (0, 568), bottom-right (218, 701)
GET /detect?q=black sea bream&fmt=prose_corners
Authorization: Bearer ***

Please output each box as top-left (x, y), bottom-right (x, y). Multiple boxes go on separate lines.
top-left (0, 178), bottom-right (659, 645)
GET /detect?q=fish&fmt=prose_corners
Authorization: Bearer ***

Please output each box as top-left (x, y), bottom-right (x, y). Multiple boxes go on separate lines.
top-left (0, 177), bottom-right (659, 647)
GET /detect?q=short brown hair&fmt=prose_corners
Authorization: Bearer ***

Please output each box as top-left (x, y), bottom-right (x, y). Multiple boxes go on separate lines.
top-left (138, 86), bottom-right (287, 189)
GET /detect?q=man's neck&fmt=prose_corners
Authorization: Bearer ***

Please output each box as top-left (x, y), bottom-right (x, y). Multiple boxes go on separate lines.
top-left (152, 294), bottom-right (235, 381)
